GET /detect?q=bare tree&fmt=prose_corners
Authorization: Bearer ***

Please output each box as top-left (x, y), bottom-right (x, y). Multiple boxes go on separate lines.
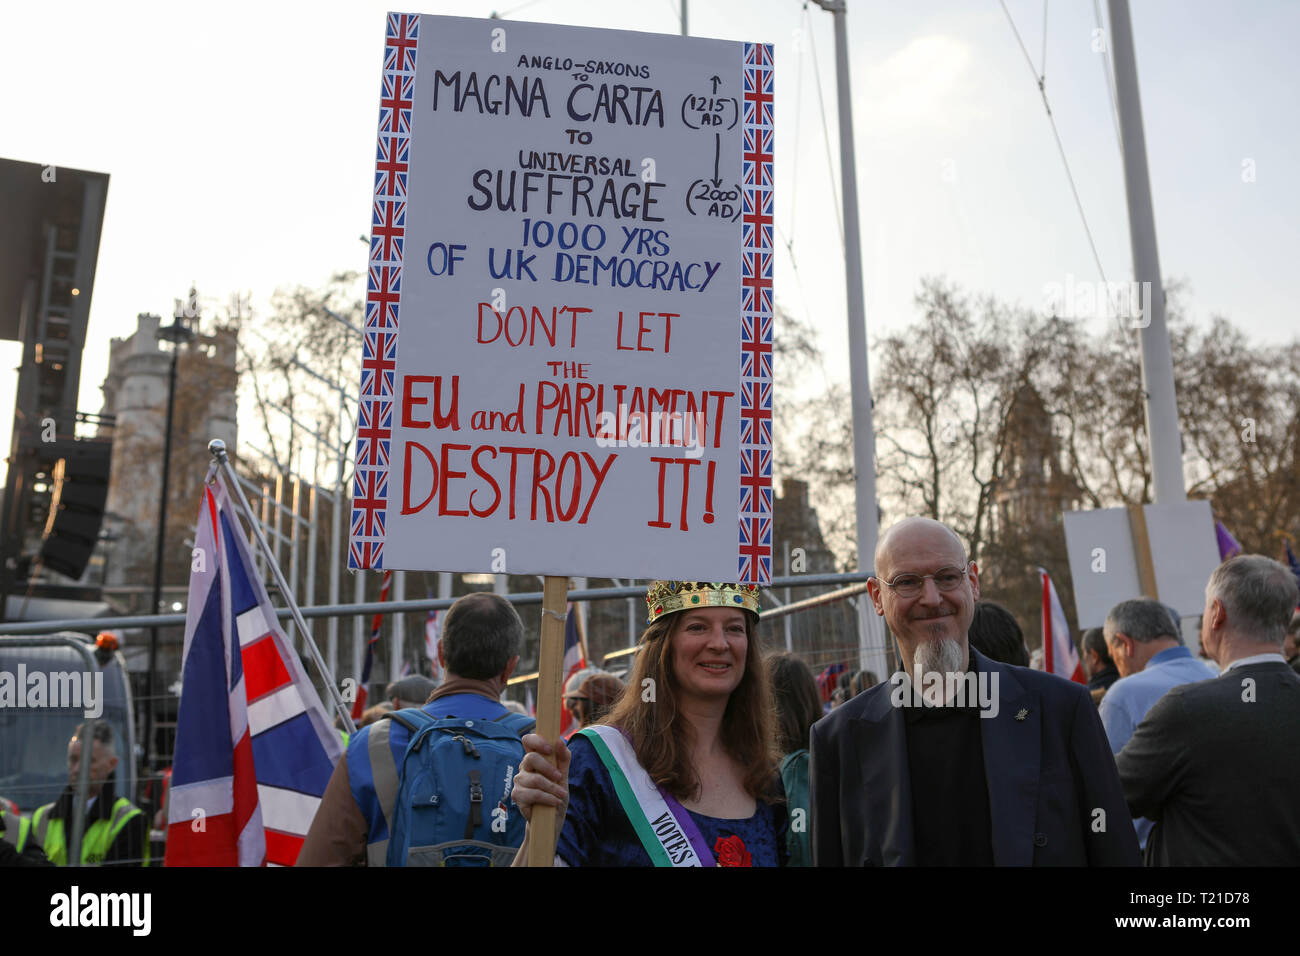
top-left (773, 304), bottom-right (858, 566)
top-left (236, 271), bottom-right (365, 480)
top-left (782, 276), bottom-right (1300, 644)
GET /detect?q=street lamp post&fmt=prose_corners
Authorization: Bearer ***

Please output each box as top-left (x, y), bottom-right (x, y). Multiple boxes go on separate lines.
top-left (145, 310), bottom-right (196, 770)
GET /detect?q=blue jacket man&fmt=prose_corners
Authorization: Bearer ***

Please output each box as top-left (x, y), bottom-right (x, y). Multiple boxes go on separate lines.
top-left (298, 592), bottom-right (528, 866)
top-left (1099, 599), bottom-right (1217, 753)
top-left (809, 517), bottom-right (1139, 866)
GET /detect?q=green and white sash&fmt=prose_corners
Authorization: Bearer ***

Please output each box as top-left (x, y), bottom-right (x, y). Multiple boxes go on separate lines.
top-left (577, 725), bottom-right (715, 867)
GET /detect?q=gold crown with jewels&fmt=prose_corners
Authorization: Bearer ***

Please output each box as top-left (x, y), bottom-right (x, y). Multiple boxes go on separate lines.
top-left (644, 581), bottom-right (761, 626)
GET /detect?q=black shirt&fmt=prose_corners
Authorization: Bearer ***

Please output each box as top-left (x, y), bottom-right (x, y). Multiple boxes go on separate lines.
top-left (903, 676), bottom-right (994, 866)
top-left (1088, 665), bottom-right (1120, 693)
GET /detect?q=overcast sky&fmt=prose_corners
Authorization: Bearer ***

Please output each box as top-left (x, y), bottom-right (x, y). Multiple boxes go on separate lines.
top-left (1, 0), bottom-right (1296, 484)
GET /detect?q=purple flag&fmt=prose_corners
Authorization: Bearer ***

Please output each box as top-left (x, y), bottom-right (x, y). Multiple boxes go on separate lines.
top-left (1215, 520), bottom-right (1241, 561)
top-left (1285, 541), bottom-right (1300, 594)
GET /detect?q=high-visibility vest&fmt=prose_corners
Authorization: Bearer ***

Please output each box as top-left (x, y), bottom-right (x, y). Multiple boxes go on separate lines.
top-left (0, 807), bottom-right (30, 852)
top-left (31, 798), bottom-right (150, 866)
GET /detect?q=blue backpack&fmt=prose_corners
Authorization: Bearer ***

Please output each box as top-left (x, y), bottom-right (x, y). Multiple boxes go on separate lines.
top-left (382, 708), bottom-right (535, 867)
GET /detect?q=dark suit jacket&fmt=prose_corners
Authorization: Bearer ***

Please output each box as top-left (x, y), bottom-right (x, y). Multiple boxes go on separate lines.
top-left (809, 649), bottom-right (1139, 866)
top-left (1116, 660), bottom-right (1300, 866)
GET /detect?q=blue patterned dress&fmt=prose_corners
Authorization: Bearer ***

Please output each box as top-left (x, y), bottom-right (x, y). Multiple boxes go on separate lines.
top-left (555, 732), bottom-right (788, 867)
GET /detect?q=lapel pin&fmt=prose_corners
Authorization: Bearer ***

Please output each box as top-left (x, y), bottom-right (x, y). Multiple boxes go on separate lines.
top-left (1015, 708), bottom-right (1029, 721)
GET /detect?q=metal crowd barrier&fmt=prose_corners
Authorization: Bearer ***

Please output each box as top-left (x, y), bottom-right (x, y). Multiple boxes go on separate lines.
top-left (0, 572), bottom-right (873, 636)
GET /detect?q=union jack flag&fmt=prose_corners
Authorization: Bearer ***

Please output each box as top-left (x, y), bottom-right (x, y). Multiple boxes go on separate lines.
top-left (741, 188), bottom-right (774, 251)
top-left (746, 41), bottom-right (774, 69)
top-left (738, 515), bottom-right (773, 583)
top-left (366, 264), bottom-right (402, 329)
top-left (360, 330), bottom-right (398, 399)
top-left (355, 397), bottom-right (394, 468)
top-left (816, 662), bottom-right (848, 705)
top-left (378, 72), bottom-right (414, 135)
top-left (739, 447), bottom-right (773, 515)
top-left (371, 199), bottom-right (406, 264)
top-left (352, 570), bottom-right (394, 720)
top-left (384, 13), bottom-right (420, 73)
top-left (558, 605), bottom-right (587, 739)
top-left (741, 251), bottom-right (773, 314)
top-left (739, 381), bottom-right (774, 447)
top-left (742, 57), bottom-right (774, 127)
top-left (742, 127), bottom-right (775, 187)
top-left (740, 314), bottom-right (773, 379)
top-left (373, 166), bottom-right (408, 201)
top-left (165, 481), bottom-right (343, 866)
top-left (351, 467), bottom-right (389, 539)
top-left (375, 134), bottom-right (410, 198)
top-left (350, 538), bottom-right (383, 571)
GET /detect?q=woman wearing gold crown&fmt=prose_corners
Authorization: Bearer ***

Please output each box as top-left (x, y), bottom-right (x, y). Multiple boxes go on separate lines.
top-left (510, 581), bottom-right (787, 866)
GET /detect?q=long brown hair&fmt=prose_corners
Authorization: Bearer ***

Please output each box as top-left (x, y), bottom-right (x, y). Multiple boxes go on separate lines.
top-left (599, 612), bottom-right (781, 803)
top-left (766, 651), bottom-right (821, 755)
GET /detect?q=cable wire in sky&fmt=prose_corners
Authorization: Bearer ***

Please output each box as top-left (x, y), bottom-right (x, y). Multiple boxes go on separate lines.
top-left (493, 0), bottom-right (547, 19)
top-left (775, 220), bottom-right (838, 395)
top-left (1002, 0), bottom-right (1145, 379)
top-left (806, 10), bottom-right (845, 247)
top-left (788, 3), bottom-right (811, 249)
top-left (999, 0), bottom-right (1110, 288)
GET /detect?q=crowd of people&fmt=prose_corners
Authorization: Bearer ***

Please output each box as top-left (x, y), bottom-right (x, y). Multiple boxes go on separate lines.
top-left (4, 512), bottom-right (1298, 867)
top-left (321, 513), bottom-right (1300, 868)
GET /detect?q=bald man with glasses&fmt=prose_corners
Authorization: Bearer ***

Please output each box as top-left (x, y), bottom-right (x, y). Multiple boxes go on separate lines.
top-left (808, 516), bottom-right (1139, 866)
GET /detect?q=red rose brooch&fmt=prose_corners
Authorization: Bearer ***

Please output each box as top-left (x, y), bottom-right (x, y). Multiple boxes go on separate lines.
top-left (714, 835), bottom-right (752, 867)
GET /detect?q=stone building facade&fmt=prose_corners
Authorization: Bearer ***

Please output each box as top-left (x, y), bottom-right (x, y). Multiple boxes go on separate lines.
top-left (96, 308), bottom-right (238, 595)
top-left (984, 384), bottom-right (1084, 647)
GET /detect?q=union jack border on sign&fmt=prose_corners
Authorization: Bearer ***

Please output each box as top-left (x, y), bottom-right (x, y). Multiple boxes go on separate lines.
top-left (738, 42), bottom-right (774, 583)
top-left (353, 12), bottom-right (419, 571)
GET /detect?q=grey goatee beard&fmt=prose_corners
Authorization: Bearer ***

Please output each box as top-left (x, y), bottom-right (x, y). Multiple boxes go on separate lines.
top-left (913, 637), bottom-right (965, 705)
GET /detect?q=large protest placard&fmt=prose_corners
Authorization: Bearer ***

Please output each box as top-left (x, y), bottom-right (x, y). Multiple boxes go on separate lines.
top-left (351, 13), bottom-right (774, 584)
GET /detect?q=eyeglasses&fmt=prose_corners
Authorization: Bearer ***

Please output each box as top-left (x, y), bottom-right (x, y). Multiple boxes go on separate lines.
top-left (877, 565), bottom-right (969, 598)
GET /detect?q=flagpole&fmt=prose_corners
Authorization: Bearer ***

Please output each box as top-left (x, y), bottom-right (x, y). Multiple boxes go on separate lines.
top-left (208, 439), bottom-right (357, 736)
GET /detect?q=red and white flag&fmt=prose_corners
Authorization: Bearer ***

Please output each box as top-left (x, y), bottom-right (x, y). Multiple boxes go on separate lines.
top-left (352, 570), bottom-right (393, 720)
top-left (1039, 568), bottom-right (1084, 683)
top-left (558, 603), bottom-right (587, 737)
top-left (424, 606), bottom-right (444, 683)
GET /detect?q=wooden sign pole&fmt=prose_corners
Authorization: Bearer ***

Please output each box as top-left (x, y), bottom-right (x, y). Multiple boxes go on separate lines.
top-left (527, 575), bottom-right (570, 866)
top-left (1127, 504), bottom-right (1160, 599)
